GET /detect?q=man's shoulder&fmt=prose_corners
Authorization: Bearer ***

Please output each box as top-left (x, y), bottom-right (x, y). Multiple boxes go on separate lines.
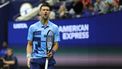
top-left (49, 21), bottom-right (58, 28)
top-left (29, 21), bottom-right (40, 28)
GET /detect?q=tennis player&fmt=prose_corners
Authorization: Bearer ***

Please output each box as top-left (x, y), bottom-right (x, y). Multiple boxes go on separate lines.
top-left (26, 2), bottom-right (60, 69)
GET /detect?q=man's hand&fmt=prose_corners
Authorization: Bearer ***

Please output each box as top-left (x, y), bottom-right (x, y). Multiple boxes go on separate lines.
top-left (47, 52), bottom-right (53, 58)
top-left (0, 58), bottom-right (5, 62)
top-left (47, 50), bottom-right (55, 58)
top-left (27, 58), bottom-right (31, 68)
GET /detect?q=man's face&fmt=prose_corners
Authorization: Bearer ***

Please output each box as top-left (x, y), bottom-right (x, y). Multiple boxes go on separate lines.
top-left (40, 6), bottom-right (50, 19)
top-left (7, 50), bottom-right (13, 56)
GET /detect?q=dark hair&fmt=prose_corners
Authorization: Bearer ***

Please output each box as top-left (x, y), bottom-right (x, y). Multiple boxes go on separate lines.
top-left (40, 2), bottom-right (52, 11)
top-left (7, 48), bottom-right (13, 52)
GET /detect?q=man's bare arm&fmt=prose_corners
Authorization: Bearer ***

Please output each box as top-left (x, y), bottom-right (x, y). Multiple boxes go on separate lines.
top-left (4, 61), bottom-right (15, 65)
top-left (26, 40), bottom-right (33, 68)
top-left (52, 42), bottom-right (59, 52)
top-left (48, 42), bottom-right (59, 57)
top-left (26, 40), bottom-right (33, 57)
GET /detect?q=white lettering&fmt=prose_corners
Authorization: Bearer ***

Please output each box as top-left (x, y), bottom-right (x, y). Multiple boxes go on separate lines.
top-left (13, 23), bottom-right (28, 29)
top-left (62, 32), bottom-right (89, 40)
top-left (59, 24), bottom-right (89, 32)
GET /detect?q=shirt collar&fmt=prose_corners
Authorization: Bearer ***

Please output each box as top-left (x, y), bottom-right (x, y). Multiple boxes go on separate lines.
top-left (38, 20), bottom-right (51, 29)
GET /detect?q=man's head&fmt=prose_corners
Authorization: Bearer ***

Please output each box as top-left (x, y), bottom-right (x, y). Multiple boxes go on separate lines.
top-left (2, 41), bottom-right (7, 48)
top-left (39, 2), bottom-right (51, 20)
top-left (6, 48), bottom-right (13, 56)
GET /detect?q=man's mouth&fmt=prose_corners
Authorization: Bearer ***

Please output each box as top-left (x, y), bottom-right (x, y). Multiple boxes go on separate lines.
top-left (43, 14), bottom-right (48, 19)
top-left (45, 14), bottom-right (47, 16)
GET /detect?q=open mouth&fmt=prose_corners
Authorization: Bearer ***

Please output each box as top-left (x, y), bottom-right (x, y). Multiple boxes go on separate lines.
top-left (43, 14), bottom-right (48, 19)
top-left (45, 14), bottom-right (47, 16)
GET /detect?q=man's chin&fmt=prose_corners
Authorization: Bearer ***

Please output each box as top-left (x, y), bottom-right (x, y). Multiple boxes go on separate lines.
top-left (43, 16), bottom-right (48, 20)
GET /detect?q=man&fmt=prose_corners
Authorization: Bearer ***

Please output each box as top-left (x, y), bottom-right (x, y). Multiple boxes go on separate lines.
top-left (94, 0), bottom-right (109, 14)
top-left (26, 2), bottom-right (60, 69)
top-left (2, 48), bottom-right (18, 69)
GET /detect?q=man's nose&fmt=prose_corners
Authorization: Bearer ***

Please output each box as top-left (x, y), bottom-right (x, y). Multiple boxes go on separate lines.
top-left (45, 12), bottom-right (47, 14)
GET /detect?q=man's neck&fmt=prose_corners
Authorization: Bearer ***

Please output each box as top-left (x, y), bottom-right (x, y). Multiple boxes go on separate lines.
top-left (40, 19), bottom-right (48, 25)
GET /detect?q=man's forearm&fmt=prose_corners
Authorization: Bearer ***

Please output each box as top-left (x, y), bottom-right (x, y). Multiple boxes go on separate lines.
top-left (4, 61), bottom-right (15, 65)
top-left (27, 45), bottom-right (32, 54)
top-left (52, 42), bottom-right (59, 52)
top-left (26, 41), bottom-right (32, 58)
top-left (47, 42), bottom-right (59, 57)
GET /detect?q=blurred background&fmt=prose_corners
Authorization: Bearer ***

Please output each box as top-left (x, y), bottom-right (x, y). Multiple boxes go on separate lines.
top-left (0, 0), bottom-right (122, 69)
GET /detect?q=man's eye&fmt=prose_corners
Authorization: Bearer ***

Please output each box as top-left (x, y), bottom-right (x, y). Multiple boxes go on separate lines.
top-left (42, 9), bottom-right (49, 11)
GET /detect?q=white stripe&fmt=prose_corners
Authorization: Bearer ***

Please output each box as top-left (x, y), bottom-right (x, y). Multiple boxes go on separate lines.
top-left (45, 58), bottom-right (48, 69)
top-left (0, 1), bottom-right (10, 8)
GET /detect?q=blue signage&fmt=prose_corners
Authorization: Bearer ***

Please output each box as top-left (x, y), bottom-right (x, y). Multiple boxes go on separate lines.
top-left (8, 11), bottom-right (122, 47)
